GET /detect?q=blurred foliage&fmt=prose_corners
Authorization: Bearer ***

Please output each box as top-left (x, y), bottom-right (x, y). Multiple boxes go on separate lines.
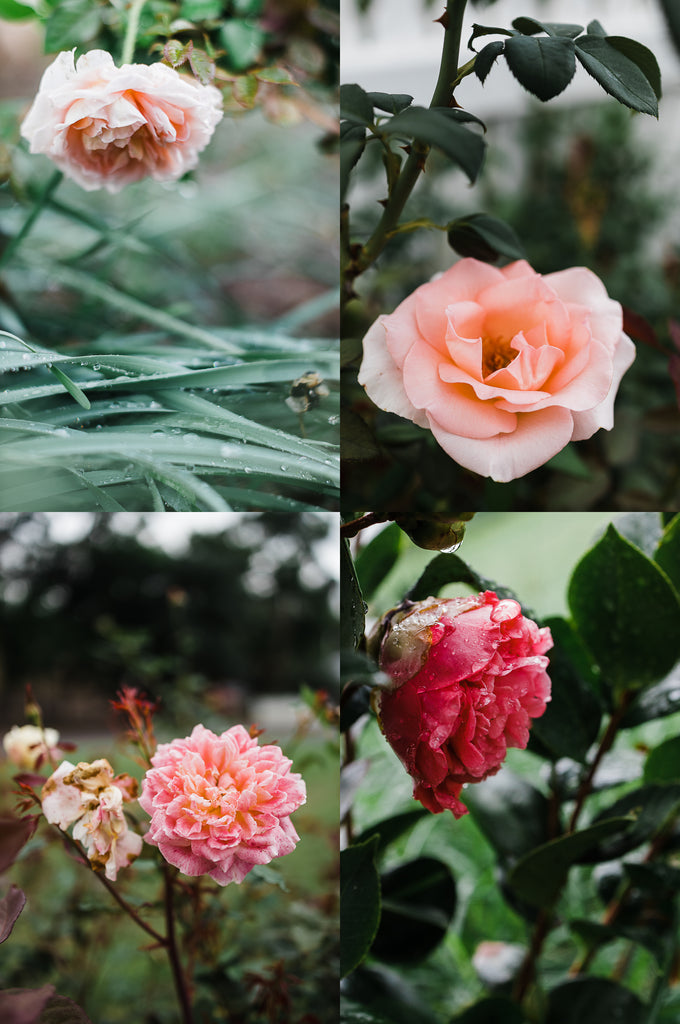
top-left (343, 101), bottom-right (680, 515)
top-left (341, 512), bottom-right (680, 1023)
top-left (0, 512), bottom-right (339, 731)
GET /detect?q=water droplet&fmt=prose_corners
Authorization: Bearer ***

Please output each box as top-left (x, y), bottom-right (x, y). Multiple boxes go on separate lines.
top-left (439, 540), bottom-right (463, 554)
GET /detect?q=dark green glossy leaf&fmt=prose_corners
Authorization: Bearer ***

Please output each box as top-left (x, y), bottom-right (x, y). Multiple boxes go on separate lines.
top-left (371, 857), bottom-right (456, 963)
top-left (507, 817), bottom-right (633, 908)
top-left (575, 36), bottom-right (658, 116)
top-left (569, 916), bottom-right (673, 965)
top-left (644, 735), bottom-right (680, 783)
top-left (512, 17), bottom-right (584, 37)
top-left (452, 998), bottom-right (526, 1023)
top-left (341, 83), bottom-right (375, 125)
top-left (583, 785), bottom-right (680, 862)
top-left (606, 36), bottom-right (662, 100)
top-left (529, 616), bottom-right (602, 762)
top-left (587, 20), bottom-right (607, 37)
top-left (567, 525), bottom-right (680, 696)
top-left (623, 861), bottom-right (680, 892)
top-left (355, 523), bottom-right (402, 602)
top-left (354, 809), bottom-right (430, 857)
top-left (341, 838), bottom-right (381, 977)
top-left (465, 770), bottom-right (551, 862)
top-left (342, 965), bottom-right (440, 1024)
top-left (383, 107), bottom-right (486, 183)
top-left (341, 538), bottom-right (366, 651)
top-left (340, 681), bottom-right (373, 733)
top-left (341, 128), bottom-right (367, 201)
top-left (504, 35), bottom-right (576, 101)
top-left (544, 977), bottom-right (645, 1024)
top-left (474, 41), bottom-right (506, 84)
top-left (447, 212), bottom-right (526, 262)
top-left (340, 1001), bottom-right (394, 1024)
top-left (621, 665), bottom-right (680, 727)
top-left (367, 92), bottom-right (413, 114)
top-left (655, 513), bottom-right (680, 595)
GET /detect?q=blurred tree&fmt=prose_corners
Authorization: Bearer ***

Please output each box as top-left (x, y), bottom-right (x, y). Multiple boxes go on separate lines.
top-left (0, 512), bottom-right (338, 730)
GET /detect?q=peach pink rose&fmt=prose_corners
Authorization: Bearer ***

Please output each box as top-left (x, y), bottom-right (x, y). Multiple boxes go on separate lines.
top-left (359, 258), bottom-right (635, 481)
top-left (41, 759), bottom-right (142, 880)
top-left (20, 49), bottom-right (223, 193)
top-left (139, 724), bottom-right (306, 885)
top-left (374, 592), bottom-right (552, 817)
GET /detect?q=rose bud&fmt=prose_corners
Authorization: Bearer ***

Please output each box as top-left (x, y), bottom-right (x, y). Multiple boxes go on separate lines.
top-left (359, 257), bottom-right (635, 481)
top-left (3, 724), bottom-right (61, 770)
top-left (371, 592), bottom-right (552, 817)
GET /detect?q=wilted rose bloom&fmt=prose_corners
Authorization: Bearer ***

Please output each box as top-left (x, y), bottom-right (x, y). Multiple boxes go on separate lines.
top-left (42, 759), bottom-right (142, 880)
top-left (3, 724), bottom-right (60, 770)
top-left (139, 724), bottom-right (306, 885)
top-left (374, 592), bottom-right (552, 817)
top-left (359, 258), bottom-right (635, 481)
top-left (20, 49), bottom-right (223, 192)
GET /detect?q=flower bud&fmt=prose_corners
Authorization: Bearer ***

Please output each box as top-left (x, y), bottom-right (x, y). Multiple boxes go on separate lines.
top-left (373, 592), bottom-right (552, 817)
top-left (3, 725), bottom-right (60, 770)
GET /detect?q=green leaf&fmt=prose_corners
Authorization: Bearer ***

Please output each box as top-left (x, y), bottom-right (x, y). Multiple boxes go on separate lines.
top-left (544, 978), bottom-right (644, 1024)
top-left (504, 35), bottom-right (576, 101)
top-left (451, 999), bottom-right (526, 1024)
top-left (468, 23), bottom-right (515, 51)
top-left (583, 785), bottom-right (680, 863)
top-left (465, 770), bottom-right (550, 862)
top-left (340, 83), bottom-right (375, 126)
top-left (575, 36), bottom-right (658, 116)
top-left (512, 17), bottom-right (584, 38)
top-left (447, 212), bottom-right (526, 262)
top-left (180, 0), bottom-right (222, 18)
top-left (529, 616), bottom-right (602, 762)
top-left (340, 126), bottom-right (367, 201)
top-left (354, 523), bottom-right (402, 602)
top-left (655, 513), bottom-right (680, 594)
top-left (354, 809), bottom-right (430, 858)
top-left (341, 837), bottom-right (381, 977)
top-left (644, 735), bottom-right (680, 784)
top-left (342, 966), bottom-right (440, 1024)
top-left (605, 36), bottom-right (662, 100)
top-left (219, 20), bottom-right (266, 72)
top-left (406, 551), bottom-right (518, 603)
top-left (474, 41), bottom-right (505, 84)
top-left (44, 0), bottom-right (102, 51)
top-left (568, 525), bottom-right (680, 696)
top-left (231, 0), bottom-right (263, 14)
top-left (587, 20), bottom-right (607, 37)
top-left (367, 92), bottom-right (413, 114)
top-left (0, 0), bottom-right (36, 20)
top-left (383, 107), bottom-right (486, 184)
top-left (507, 817), bottom-right (634, 909)
top-left (341, 538), bottom-right (366, 651)
top-left (621, 667), bottom-right (680, 727)
top-left (371, 857), bottom-right (456, 963)
top-left (47, 365), bottom-right (91, 410)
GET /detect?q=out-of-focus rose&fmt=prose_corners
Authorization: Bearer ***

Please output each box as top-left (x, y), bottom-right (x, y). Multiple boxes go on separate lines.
top-left (3, 725), bottom-right (60, 770)
top-left (42, 759), bottom-right (142, 880)
top-left (20, 49), bottom-right (223, 193)
top-left (139, 724), bottom-right (306, 885)
top-left (373, 592), bottom-right (552, 817)
top-left (359, 258), bottom-right (635, 482)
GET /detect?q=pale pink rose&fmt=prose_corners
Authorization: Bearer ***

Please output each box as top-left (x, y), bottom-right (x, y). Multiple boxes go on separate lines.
top-left (139, 724), bottom-right (306, 885)
top-left (3, 724), bottom-right (60, 770)
top-left (20, 49), bottom-right (223, 193)
top-left (374, 592), bottom-right (552, 817)
top-left (359, 258), bottom-right (635, 481)
top-left (41, 759), bottom-right (142, 880)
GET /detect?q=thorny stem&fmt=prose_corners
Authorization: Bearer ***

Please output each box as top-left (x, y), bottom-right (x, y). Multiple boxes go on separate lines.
top-left (164, 866), bottom-right (196, 1024)
top-left (344, 0), bottom-right (469, 296)
top-left (121, 0), bottom-right (147, 66)
top-left (0, 169), bottom-right (62, 272)
top-left (513, 691), bottom-right (634, 1004)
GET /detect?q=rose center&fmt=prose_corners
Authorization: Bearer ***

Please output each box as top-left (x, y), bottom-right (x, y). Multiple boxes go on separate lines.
top-left (481, 336), bottom-right (516, 378)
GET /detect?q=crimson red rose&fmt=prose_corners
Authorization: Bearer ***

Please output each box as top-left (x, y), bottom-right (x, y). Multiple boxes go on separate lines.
top-left (374, 592), bottom-right (552, 817)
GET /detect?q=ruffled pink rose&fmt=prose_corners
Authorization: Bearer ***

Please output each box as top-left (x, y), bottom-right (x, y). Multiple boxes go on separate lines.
top-left (374, 592), bottom-right (552, 817)
top-left (20, 49), bottom-right (223, 192)
top-left (359, 258), bottom-right (635, 481)
top-left (139, 724), bottom-right (306, 885)
top-left (41, 759), bottom-right (142, 880)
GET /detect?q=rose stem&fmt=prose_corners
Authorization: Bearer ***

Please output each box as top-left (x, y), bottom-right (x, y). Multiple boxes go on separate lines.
top-left (121, 0), bottom-right (147, 66)
top-left (56, 826), bottom-right (167, 945)
top-left (0, 169), bottom-right (62, 272)
top-left (346, 0), bottom-right (468, 291)
top-left (163, 866), bottom-right (196, 1024)
top-left (513, 691), bottom-right (634, 1003)
top-left (340, 512), bottom-right (389, 539)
